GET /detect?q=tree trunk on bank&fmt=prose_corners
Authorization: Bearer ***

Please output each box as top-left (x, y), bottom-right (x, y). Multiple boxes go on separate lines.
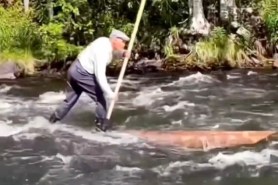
top-left (219, 0), bottom-right (238, 25)
top-left (47, 0), bottom-right (53, 20)
top-left (188, 0), bottom-right (211, 35)
top-left (23, 0), bottom-right (29, 12)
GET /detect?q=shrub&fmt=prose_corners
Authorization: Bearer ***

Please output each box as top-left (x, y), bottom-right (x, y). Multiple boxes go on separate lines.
top-left (38, 23), bottom-right (82, 62)
top-left (195, 27), bottom-right (246, 67)
top-left (0, 4), bottom-right (41, 74)
top-left (261, 0), bottom-right (278, 45)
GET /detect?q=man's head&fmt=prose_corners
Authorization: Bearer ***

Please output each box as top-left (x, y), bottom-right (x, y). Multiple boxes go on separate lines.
top-left (109, 29), bottom-right (130, 51)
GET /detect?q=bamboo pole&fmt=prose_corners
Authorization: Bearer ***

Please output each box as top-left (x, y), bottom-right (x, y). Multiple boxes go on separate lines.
top-left (106, 0), bottom-right (147, 119)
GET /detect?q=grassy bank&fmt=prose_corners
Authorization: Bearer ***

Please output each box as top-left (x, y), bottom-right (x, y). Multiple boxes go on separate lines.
top-left (0, 0), bottom-right (277, 75)
top-left (0, 2), bottom-right (81, 75)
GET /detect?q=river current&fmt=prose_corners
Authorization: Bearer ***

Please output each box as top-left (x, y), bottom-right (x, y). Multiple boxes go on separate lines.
top-left (1, 69), bottom-right (278, 185)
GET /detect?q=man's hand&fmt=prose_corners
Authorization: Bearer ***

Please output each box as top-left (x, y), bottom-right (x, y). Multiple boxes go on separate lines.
top-left (123, 50), bottom-right (131, 59)
top-left (107, 92), bottom-right (118, 101)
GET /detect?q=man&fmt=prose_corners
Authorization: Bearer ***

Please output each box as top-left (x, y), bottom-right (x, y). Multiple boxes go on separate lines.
top-left (49, 29), bottom-right (130, 132)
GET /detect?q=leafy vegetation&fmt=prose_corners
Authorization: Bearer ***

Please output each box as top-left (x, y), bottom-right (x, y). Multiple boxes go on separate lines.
top-left (0, 4), bottom-right (40, 73)
top-left (0, 0), bottom-right (277, 74)
top-left (195, 27), bottom-right (247, 68)
top-left (261, 0), bottom-right (278, 45)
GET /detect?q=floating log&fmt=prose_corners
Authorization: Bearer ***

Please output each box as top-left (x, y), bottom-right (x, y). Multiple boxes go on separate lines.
top-left (126, 130), bottom-right (278, 151)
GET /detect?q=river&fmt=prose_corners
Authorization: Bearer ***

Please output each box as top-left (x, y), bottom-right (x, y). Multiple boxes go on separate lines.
top-left (1, 69), bottom-right (278, 185)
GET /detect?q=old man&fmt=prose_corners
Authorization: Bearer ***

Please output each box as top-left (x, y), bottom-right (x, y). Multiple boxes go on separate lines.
top-left (49, 29), bottom-right (130, 132)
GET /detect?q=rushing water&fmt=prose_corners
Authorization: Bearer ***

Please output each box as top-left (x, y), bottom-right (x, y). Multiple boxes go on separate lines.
top-left (1, 69), bottom-right (278, 185)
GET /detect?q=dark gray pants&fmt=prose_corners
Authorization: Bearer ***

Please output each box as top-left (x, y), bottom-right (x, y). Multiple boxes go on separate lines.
top-left (52, 59), bottom-right (107, 122)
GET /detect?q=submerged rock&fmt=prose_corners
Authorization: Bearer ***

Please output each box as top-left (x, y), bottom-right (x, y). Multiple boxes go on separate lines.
top-left (132, 59), bottom-right (163, 73)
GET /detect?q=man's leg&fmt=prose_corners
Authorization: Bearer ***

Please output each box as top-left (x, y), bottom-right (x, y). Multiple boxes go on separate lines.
top-left (95, 85), bottom-right (107, 122)
top-left (94, 85), bottom-right (112, 130)
top-left (69, 60), bottom-right (113, 131)
top-left (74, 78), bottom-right (112, 131)
top-left (49, 82), bottom-right (82, 123)
top-left (78, 81), bottom-right (113, 131)
top-left (49, 59), bottom-right (85, 123)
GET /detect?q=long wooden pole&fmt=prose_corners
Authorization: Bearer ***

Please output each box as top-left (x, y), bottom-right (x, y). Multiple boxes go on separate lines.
top-left (106, 0), bottom-right (147, 119)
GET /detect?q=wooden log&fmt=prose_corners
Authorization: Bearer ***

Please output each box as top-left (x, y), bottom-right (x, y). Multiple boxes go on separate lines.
top-left (126, 130), bottom-right (278, 151)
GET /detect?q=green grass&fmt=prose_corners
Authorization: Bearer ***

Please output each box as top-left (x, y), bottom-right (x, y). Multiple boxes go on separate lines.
top-left (0, 4), bottom-right (42, 75)
top-left (0, 50), bottom-right (37, 74)
top-left (195, 27), bottom-right (246, 68)
top-left (261, 0), bottom-right (278, 44)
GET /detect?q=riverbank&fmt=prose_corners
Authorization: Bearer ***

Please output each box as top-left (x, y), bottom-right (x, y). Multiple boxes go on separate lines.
top-left (1, 39), bottom-right (278, 80)
top-left (0, 0), bottom-right (277, 79)
top-left (1, 22), bottom-right (277, 79)
top-left (1, 51), bottom-right (277, 80)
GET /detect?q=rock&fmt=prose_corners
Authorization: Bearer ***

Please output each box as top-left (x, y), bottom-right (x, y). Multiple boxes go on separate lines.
top-left (236, 26), bottom-right (251, 41)
top-left (0, 61), bottom-right (22, 79)
top-left (274, 53), bottom-right (278, 58)
top-left (133, 59), bottom-right (163, 73)
top-left (242, 7), bottom-right (253, 14)
top-left (273, 53), bottom-right (278, 68)
top-left (231, 21), bottom-right (240, 29)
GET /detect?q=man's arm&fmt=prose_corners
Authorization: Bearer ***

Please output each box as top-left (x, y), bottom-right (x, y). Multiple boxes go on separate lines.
top-left (93, 51), bottom-right (114, 97)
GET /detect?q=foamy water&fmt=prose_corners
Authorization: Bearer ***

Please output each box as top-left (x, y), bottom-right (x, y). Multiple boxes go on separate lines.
top-left (1, 70), bottom-right (278, 184)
